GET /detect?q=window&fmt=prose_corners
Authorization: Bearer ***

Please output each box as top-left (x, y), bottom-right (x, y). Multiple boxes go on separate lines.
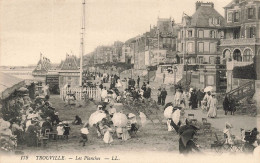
top-left (223, 49), bottom-right (232, 64)
top-left (209, 18), bottom-right (213, 25)
top-left (198, 42), bottom-right (204, 52)
top-left (215, 18), bottom-right (220, 25)
top-left (198, 30), bottom-right (204, 38)
top-left (188, 30), bottom-right (193, 37)
top-left (233, 49), bottom-right (242, 62)
top-left (210, 30), bottom-right (216, 38)
top-left (209, 56), bottom-right (215, 64)
top-left (228, 12), bottom-right (233, 22)
top-left (248, 27), bottom-right (255, 38)
top-left (210, 43), bottom-right (216, 53)
top-left (187, 42), bottom-right (193, 53)
top-left (243, 49), bottom-right (253, 62)
top-left (234, 12), bottom-right (240, 22)
top-left (204, 42), bottom-right (210, 52)
top-left (248, 8), bottom-right (255, 19)
top-left (198, 57), bottom-right (204, 64)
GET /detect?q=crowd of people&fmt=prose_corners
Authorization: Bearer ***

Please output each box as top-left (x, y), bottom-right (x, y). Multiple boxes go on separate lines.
top-left (0, 88), bottom-right (73, 151)
top-left (80, 102), bottom-right (146, 146)
top-left (1, 71), bottom-right (259, 155)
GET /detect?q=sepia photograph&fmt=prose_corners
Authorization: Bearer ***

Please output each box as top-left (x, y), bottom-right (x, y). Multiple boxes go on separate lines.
top-left (0, 0), bottom-right (259, 162)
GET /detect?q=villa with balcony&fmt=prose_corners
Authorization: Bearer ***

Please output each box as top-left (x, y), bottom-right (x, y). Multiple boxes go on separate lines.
top-left (219, 0), bottom-right (260, 92)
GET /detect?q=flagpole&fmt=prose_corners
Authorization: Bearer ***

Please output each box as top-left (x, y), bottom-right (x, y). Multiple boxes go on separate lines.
top-left (80, 0), bottom-right (85, 87)
top-left (182, 12), bottom-right (185, 66)
top-left (158, 28), bottom-right (160, 52)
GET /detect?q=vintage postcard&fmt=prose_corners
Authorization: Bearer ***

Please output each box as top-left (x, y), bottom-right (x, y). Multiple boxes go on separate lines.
top-left (0, 0), bottom-right (259, 163)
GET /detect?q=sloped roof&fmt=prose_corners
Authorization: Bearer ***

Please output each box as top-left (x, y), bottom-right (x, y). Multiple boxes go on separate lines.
top-left (60, 54), bottom-right (79, 70)
top-left (0, 72), bottom-right (25, 99)
top-left (32, 55), bottom-right (51, 75)
top-left (191, 6), bottom-right (225, 27)
top-left (224, 1), bottom-right (235, 8)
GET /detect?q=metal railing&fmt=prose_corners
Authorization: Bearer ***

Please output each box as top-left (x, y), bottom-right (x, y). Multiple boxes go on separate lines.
top-left (226, 81), bottom-right (255, 101)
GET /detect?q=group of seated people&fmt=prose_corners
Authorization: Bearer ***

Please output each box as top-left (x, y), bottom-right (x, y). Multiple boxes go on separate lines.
top-left (1, 93), bottom-right (73, 149)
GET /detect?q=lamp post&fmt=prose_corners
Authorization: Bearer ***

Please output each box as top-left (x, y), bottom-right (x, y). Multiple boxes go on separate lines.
top-left (203, 67), bottom-right (207, 88)
top-left (174, 66), bottom-right (177, 85)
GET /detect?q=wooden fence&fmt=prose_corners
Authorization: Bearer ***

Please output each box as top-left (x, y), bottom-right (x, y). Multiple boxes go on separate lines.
top-left (60, 87), bottom-right (101, 101)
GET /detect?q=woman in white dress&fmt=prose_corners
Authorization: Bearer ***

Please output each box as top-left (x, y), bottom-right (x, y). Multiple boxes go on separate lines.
top-left (207, 93), bottom-right (217, 118)
top-left (223, 122), bottom-right (234, 145)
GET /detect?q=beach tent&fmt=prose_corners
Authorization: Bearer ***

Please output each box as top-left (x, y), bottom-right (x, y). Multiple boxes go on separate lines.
top-left (0, 72), bottom-right (25, 100)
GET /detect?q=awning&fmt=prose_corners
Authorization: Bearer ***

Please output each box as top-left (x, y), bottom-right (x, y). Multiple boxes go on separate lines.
top-left (0, 72), bottom-right (25, 99)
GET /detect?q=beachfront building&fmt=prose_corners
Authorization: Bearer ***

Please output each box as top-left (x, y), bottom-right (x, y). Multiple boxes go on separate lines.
top-left (219, 0), bottom-right (260, 91)
top-left (58, 54), bottom-right (80, 88)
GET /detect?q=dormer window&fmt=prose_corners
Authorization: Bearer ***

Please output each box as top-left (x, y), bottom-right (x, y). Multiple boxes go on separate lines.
top-left (215, 18), bottom-right (220, 25)
top-left (228, 12), bottom-right (233, 22)
top-left (234, 12), bottom-right (240, 22)
top-left (68, 63), bottom-right (71, 67)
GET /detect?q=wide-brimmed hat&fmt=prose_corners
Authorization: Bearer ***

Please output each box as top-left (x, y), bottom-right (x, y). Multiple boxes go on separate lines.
top-left (225, 122), bottom-right (232, 128)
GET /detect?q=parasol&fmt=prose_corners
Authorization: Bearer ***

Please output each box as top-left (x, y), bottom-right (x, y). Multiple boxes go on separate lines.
top-left (112, 112), bottom-right (128, 127)
top-left (171, 109), bottom-right (181, 125)
top-left (204, 86), bottom-right (213, 92)
top-left (164, 106), bottom-right (173, 118)
top-left (164, 102), bottom-right (173, 110)
top-left (88, 111), bottom-right (106, 127)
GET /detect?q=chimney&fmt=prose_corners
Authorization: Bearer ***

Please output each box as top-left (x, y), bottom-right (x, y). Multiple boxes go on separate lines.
top-left (40, 53), bottom-right (43, 61)
top-left (196, 1), bottom-right (214, 10)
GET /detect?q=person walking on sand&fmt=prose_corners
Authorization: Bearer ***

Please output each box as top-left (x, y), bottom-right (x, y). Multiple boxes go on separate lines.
top-left (207, 93), bottom-right (217, 118)
top-left (80, 124), bottom-right (89, 146)
top-left (160, 88), bottom-right (168, 106)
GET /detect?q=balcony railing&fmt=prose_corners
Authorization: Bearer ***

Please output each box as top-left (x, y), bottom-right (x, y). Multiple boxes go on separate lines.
top-left (220, 38), bottom-right (257, 46)
top-left (226, 61), bottom-right (253, 71)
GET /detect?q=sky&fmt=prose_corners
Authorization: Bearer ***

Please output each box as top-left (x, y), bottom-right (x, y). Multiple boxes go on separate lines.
top-left (0, 0), bottom-right (229, 66)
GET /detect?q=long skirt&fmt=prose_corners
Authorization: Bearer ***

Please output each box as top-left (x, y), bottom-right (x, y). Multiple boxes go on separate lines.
top-left (207, 106), bottom-right (217, 118)
top-left (103, 131), bottom-right (113, 144)
top-left (167, 119), bottom-right (173, 131)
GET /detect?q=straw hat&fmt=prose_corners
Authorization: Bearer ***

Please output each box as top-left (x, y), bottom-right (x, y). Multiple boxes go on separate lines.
top-left (225, 122), bottom-right (232, 128)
